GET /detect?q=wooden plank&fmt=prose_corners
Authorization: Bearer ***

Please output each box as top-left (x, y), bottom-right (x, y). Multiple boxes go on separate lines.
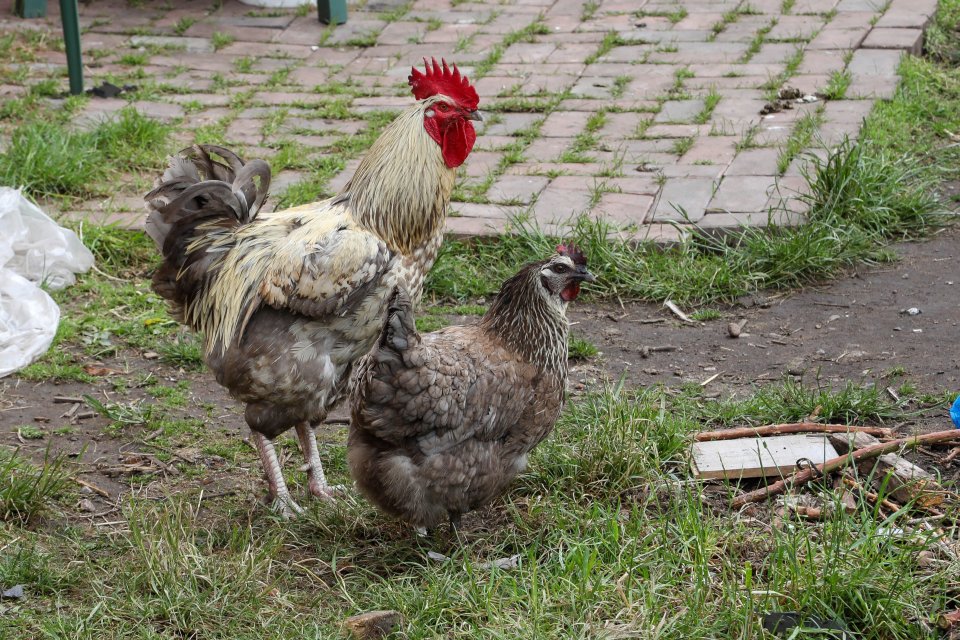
top-left (692, 435), bottom-right (839, 480)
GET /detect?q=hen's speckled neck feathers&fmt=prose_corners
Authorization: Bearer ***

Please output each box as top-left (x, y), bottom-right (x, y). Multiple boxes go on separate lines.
top-left (479, 260), bottom-right (570, 375)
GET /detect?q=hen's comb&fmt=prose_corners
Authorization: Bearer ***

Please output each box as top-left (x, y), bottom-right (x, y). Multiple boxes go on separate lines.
top-left (408, 58), bottom-right (479, 110)
top-left (556, 243), bottom-right (587, 266)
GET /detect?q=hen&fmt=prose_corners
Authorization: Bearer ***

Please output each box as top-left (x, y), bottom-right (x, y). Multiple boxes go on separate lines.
top-left (348, 246), bottom-right (595, 530)
top-left (144, 59), bottom-right (481, 517)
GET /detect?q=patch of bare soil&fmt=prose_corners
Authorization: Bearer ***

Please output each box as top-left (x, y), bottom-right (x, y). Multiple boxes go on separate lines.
top-left (569, 224), bottom-right (959, 419)
top-left (1, 226), bottom-right (958, 511)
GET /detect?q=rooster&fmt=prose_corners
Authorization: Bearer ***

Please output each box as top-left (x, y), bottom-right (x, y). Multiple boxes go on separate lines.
top-left (144, 59), bottom-right (482, 517)
top-left (348, 246), bottom-right (595, 530)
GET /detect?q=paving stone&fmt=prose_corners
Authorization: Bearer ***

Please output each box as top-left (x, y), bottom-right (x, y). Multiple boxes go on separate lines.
top-left (531, 183), bottom-right (594, 222)
top-left (644, 124), bottom-right (709, 139)
top-left (791, 0), bottom-right (841, 13)
top-left (683, 136), bottom-right (738, 166)
top-left (652, 177), bottom-right (716, 222)
top-left (654, 99), bottom-right (704, 124)
top-left (2, 0), bottom-right (907, 242)
top-left (540, 111), bottom-right (591, 138)
top-left (487, 175), bottom-right (550, 204)
top-left (861, 27), bottom-right (924, 55)
top-left (130, 35), bottom-right (213, 53)
top-left (846, 76), bottom-right (899, 100)
top-left (598, 112), bottom-right (651, 141)
top-left (874, 0), bottom-right (937, 28)
top-left (593, 192), bottom-right (655, 225)
top-left (707, 175), bottom-right (777, 213)
top-left (806, 27), bottom-right (869, 50)
top-left (724, 148), bottom-right (782, 176)
top-left (821, 99), bottom-right (874, 123)
top-left (847, 48), bottom-right (904, 77)
top-left (765, 16), bottom-right (825, 42)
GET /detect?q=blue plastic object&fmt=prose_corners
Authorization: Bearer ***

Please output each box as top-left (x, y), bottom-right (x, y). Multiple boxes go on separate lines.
top-left (951, 394), bottom-right (960, 429)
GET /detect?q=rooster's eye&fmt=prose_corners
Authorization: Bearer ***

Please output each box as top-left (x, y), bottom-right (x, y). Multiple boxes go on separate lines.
top-left (436, 103), bottom-right (450, 112)
top-left (553, 264), bottom-right (569, 274)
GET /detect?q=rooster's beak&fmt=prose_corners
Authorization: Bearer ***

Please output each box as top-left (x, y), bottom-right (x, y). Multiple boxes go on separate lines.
top-left (466, 109), bottom-right (483, 122)
top-left (574, 267), bottom-right (596, 283)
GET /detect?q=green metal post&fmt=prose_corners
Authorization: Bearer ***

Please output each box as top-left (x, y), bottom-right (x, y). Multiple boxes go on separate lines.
top-left (317, 0), bottom-right (347, 25)
top-left (59, 0), bottom-right (83, 95)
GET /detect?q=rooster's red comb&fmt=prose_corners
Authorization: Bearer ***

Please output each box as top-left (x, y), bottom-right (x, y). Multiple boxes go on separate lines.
top-left (556, 243), bottom-right (587, 266)
top-left (408, 58), bottom-right (479, 110)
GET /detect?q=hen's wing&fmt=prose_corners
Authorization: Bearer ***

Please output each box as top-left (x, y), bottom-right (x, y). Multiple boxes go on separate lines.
top-left (354, 291), bottom-right (539, 455)
top-left (202, 203), bottom-right (394, 349)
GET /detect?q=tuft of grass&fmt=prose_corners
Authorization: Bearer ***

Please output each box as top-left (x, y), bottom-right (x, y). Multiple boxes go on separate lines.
top-left (689, 308), bottom-right (722, 321)
top-left (0, 107), bottom-right (172, 199)
top-left (822, 69), bottom-right (851, 100)
top-left (158, 334), bottom-right (204, 371)
top-left (0, 447), bottom-right (70, 521)
top-left (568, 334), bottom-right (599, 359)
top-left (776, 107), bottom-right (824, 174)
top-left (211, 31), bottom-right (235, 51)
top-left (0, 121), bottom-right (103, 198)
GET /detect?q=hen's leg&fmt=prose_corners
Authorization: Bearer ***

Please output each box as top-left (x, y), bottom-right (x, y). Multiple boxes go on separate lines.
top-left (252, 431), bottom-right (303, 518)
top-left (295, 422), bottom-right (337, 501)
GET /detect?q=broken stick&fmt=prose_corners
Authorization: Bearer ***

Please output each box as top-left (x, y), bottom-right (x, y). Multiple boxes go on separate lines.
top-left (730, 429), bottom-right (960, 508)
top-left (696, 423), bottom-right (892, 442)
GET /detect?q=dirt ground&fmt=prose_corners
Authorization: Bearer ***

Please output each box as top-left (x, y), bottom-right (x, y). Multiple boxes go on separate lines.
top-left (1, 225), bottom-right (958, 510)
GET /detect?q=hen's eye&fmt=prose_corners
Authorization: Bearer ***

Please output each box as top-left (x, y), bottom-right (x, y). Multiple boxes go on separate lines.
top-left (553, 264), bottom-right (569, 274)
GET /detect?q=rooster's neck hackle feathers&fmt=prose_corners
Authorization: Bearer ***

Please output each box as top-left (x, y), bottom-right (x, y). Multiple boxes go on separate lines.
top-left (343, 97), bottom-right (455, 255)
top-left (480, 261), bottom-right (570, 375)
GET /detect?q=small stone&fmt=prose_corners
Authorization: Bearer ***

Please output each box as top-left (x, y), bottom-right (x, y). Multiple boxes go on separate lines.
top-left (79, 499), bottom-right (97, 512)
top-left (917, 550), bottom-right (937, 569)
top-left (913, 329), bottom-right (923, 333)
top-left (900, 307), bottom-right (921, 316)
top-left (143, 351), bottom-right (160, 359)
top-left (79, 486), bottom-right (93, 495)
top-left (1, 585), bottom-right (24, 599)
top-left (343, 610), bottom-right (403, 640)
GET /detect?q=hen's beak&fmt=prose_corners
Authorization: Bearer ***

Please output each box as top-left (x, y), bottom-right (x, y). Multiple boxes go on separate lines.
top-left (466, 109), bottom-right (483, 122)
top-left (574, 267), bottom-right (597, 283)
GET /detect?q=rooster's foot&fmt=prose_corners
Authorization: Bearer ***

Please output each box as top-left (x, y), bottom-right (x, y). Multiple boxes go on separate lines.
top-left (307, 482), bottom-right (346, 502)
top-left (271, 495), bottom-right (305, 519)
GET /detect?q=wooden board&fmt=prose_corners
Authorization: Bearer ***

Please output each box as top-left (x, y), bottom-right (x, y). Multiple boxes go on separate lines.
top-left (691, 435), bottom-right (839, 480)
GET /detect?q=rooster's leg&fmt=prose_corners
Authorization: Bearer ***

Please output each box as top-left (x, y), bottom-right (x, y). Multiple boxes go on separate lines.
top-left (252, 431), bottom-right (303, 518)
top-left (295, 422), bottom-right (338, 501)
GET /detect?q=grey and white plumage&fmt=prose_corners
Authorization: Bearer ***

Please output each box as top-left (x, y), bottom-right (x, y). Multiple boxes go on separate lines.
top-left (348, 249), bottom-right (595, 529)
top-left (144, 80), bottom-right (480, 516)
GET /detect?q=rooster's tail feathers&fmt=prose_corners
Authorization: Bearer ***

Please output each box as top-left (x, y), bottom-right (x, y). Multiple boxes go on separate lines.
top-left (146, 144), bottom-right (270, 315)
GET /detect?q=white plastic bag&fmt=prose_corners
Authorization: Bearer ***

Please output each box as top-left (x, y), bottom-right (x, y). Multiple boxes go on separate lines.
top-left (0, 187), bottom-right (95, 378)
top-left (0, 187), bottom-right (94, 290)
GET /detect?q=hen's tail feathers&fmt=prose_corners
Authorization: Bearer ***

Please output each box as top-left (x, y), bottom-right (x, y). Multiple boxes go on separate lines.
top-left (145, 145), bottom-right (270, 315)
top-left (378, 287), bottom-right (418, 355)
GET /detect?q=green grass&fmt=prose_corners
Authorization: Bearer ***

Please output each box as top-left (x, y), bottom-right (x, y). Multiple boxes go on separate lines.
top-left (776, 107), bottom-right (824, 174)
top-left (568, 334), bottom-right (599, 359)
top-left (0, 107), bottom-right (173, 200)
top-left (1, 381), bottom-right (952, 638)
top-left (211, 31), bottom-right (235, 51)
top-left (0, 447), bottom-right (70, 521)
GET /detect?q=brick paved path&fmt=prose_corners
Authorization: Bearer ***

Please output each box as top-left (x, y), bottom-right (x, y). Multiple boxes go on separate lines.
top-left (0, 0), bottom-right (939, 241)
